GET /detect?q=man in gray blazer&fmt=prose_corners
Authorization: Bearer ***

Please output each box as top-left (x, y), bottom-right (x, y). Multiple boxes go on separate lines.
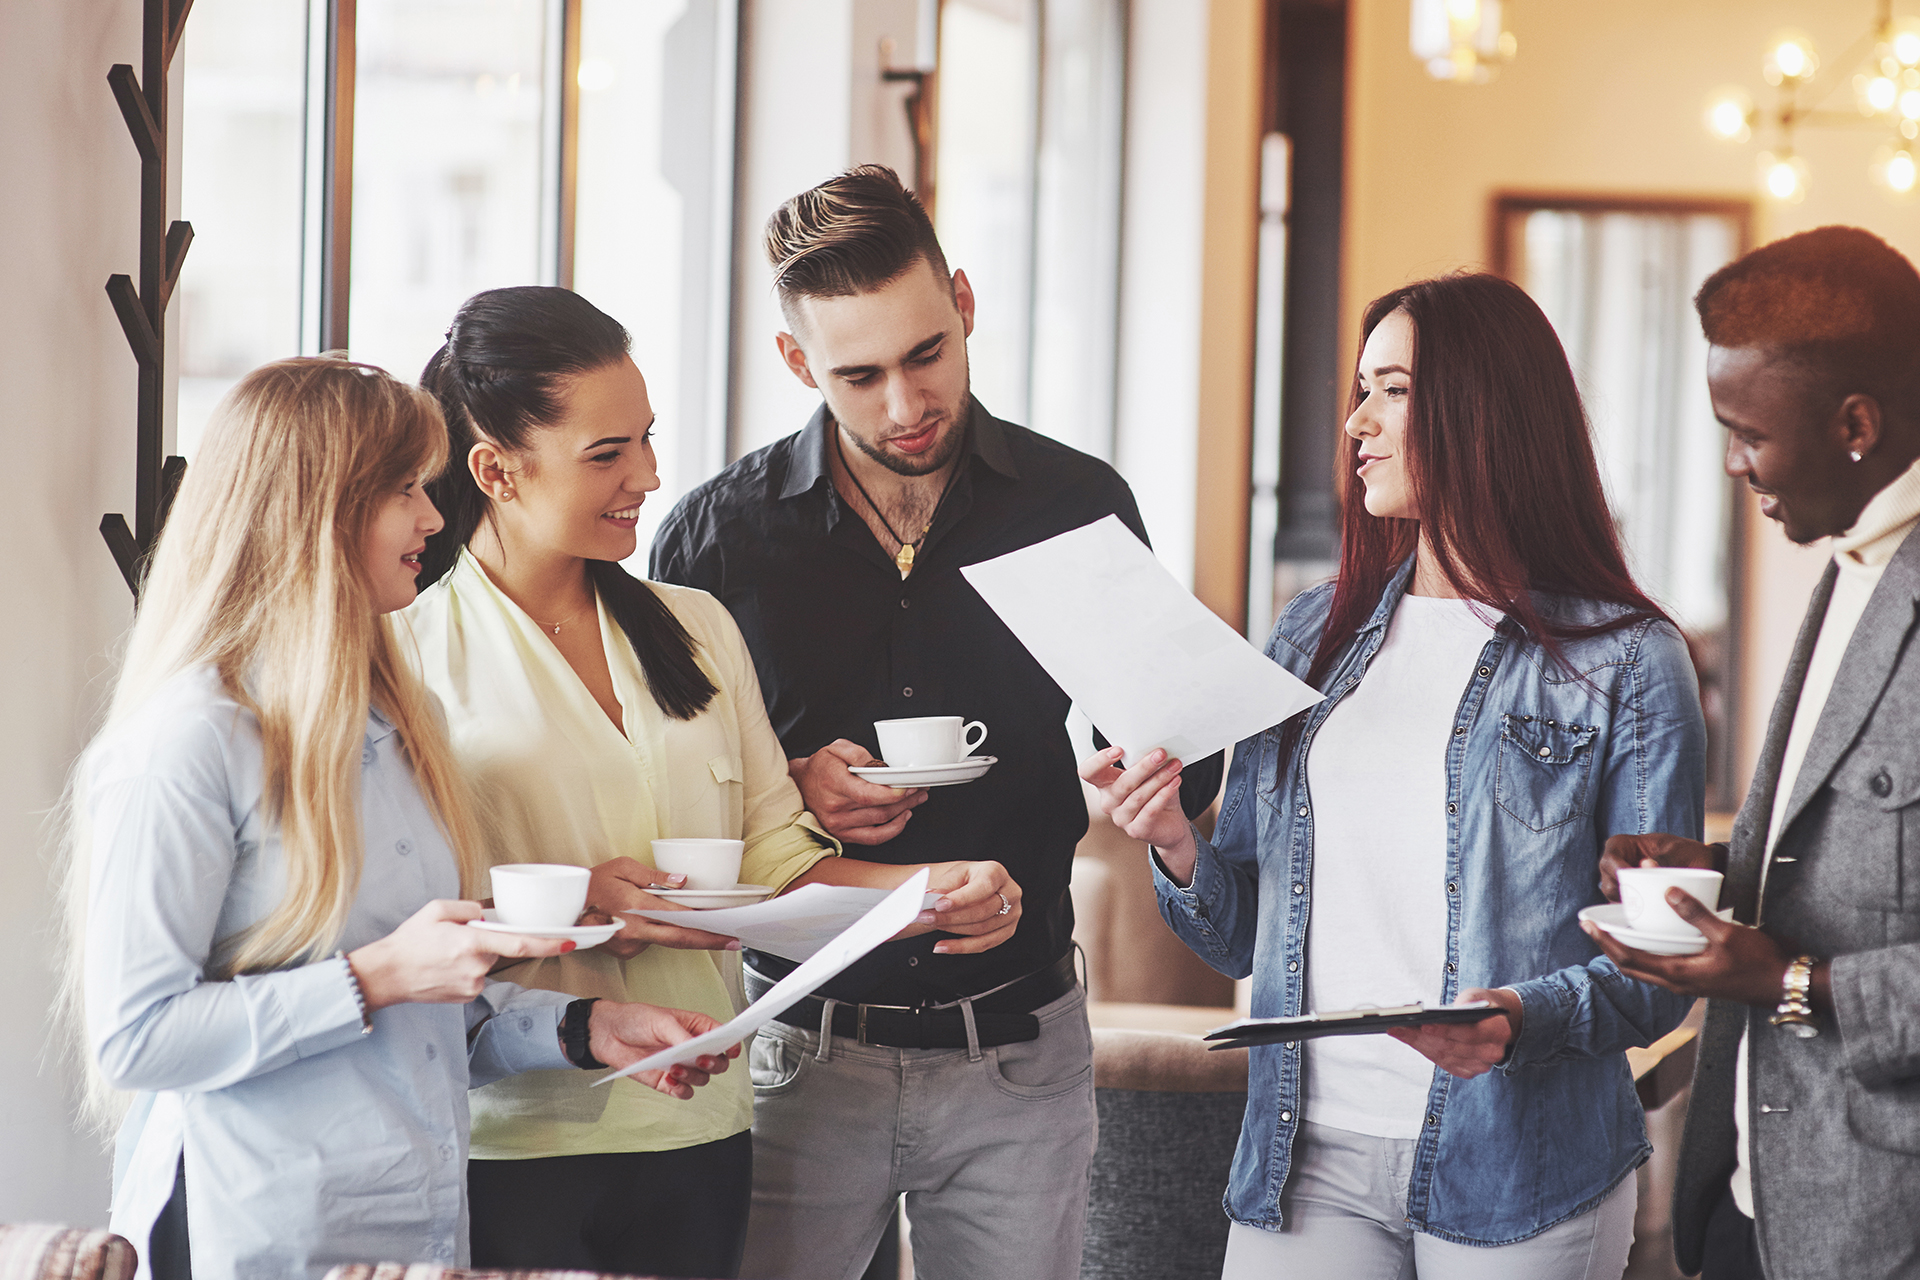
top-left (1590, 225), bottom-right (1920, 1280)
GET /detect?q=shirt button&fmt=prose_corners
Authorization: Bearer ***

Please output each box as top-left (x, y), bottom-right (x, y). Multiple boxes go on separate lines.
top-left (1296, 806), bottom-right (1309, 818)
top-left (900, 597), bottom-right (911, 609)
top-left (1286, 960), bottom-right (1299, 973)
top-left (908, 956), bottom-right (920, 966)
top-left (1446, 962), bottom-right (1458, 973)
top-left (1426, 1114), bottom-right (1439, 1128)
top-left (1292, 882), bottom-right (1305, 895)
top-left (1453, 725), bottom-right (1466, 736)
top-left (1538, 746), bottom-right (1552, 757)
top-left (362, 745), bottom-right (376, 765)
top-left (439, 1144), bottom-right (455, 1161)
top-left (1477, 666), bottom-right (1490, 676)
top-left (519, 1017), bottom-right (532, 1032)
top-left (1447, 881), bottom-right (1459, 895)
top-left (1279, 1110), bottom-right (1293, 1123)
top-left (1872, 770), bottom-right (1893, 797)
top-left (903, 686), bottom-right (914, 698)
top-left (395, 838), bottom-right (414, 856)
top-left (1446, 802), bottom-right (1458, 815)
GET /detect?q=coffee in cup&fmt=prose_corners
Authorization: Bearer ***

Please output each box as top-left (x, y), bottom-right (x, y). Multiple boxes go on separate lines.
top-left (651, 838), bottom-right (745, 891)
top-left (490, 863), bottom-right (591, 928)
top-left (874, 716), bottom-right (989, 767)
top-left (1617, 867), bottom-right (1723, 938)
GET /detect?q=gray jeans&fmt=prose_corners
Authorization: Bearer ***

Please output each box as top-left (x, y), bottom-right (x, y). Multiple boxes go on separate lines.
top-left (1221, 1121), bottom-right (1637, 1280)
top-left (739, 984), bottom-right (1098, 1280)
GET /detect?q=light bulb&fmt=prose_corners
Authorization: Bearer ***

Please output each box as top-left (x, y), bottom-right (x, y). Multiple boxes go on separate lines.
top-left (1895, 19), bottom-right (1920, 67)
top-left (1890, 151), bottom-right (1918, 192)
top-left (1705, 89), bottom-right (1753, 142)
top-left (1760, 152), bottom-right (1809, 202)
top-left (1766, 32), bottom-right (1819, 85)
top-left (1869, 75), bottom-right (1900, 114)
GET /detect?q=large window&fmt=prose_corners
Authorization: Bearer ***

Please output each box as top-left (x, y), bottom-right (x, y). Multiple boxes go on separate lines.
top-left (177, 0), bottom-right (738, 549)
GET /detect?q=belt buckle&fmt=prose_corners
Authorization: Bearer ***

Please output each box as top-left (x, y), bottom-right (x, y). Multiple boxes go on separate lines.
top-left (856, 1003), bottom-right (870, 1046)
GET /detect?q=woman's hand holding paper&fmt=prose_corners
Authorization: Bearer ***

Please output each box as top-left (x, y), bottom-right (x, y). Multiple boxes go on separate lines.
top-left (1079, 746), bottom-right (1197, 884)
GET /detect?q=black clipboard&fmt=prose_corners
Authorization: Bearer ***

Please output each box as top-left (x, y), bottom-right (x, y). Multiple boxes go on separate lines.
top-left (1203, 1002), bottom-right (1496, 1051)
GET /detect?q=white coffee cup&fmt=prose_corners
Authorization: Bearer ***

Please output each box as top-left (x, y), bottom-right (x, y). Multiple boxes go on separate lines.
top-left (490, 863), bottom-right (591, 928)
top-left (1617, 867), bottom-right (1724, 938)
top-left (874, 716), bottom-right (989, 767)
top-left (651, 838), bottom-right (745, 891)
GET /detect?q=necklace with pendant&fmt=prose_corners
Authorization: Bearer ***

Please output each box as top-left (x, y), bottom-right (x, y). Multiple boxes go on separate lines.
top-left (533, 604), bottom-right (589, 636)
top-left (835, 428), bottom-right (965, 579)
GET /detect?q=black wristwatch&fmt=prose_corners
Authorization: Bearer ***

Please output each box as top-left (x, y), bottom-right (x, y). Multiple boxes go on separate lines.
top-left (560, 998), bottom-right (607, 1069)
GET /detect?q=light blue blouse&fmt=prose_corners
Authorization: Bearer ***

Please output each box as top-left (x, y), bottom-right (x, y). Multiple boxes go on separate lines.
top-left (84, 665), bottom-right (573, 1280)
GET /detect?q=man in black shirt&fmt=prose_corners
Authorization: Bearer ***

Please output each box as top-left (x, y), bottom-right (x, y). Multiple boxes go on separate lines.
top-left (652, 165), bottom-right (1217, 1280)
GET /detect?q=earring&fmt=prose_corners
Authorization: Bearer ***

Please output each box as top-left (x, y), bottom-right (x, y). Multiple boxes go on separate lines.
top-left (499, 488), bottom-right (516, 501)
top-left (1851, 451), bottom-right (1864, 463)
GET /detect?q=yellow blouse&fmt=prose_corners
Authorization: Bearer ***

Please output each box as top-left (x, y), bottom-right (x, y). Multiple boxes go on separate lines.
top-left (401, 550), bottom-right (838, 1158)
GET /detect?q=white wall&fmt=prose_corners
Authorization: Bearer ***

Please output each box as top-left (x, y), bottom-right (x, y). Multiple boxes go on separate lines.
top-left (0, 0), bottom-right (145, 1226)
top-left (727, 0), bottom-right (926, 460)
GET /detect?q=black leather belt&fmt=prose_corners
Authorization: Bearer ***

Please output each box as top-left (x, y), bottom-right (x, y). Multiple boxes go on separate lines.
top-left (745, 953), bottom-right (1077, 1050)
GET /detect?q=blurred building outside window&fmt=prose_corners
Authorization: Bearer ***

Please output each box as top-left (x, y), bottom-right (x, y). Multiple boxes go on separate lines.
top-left (1502, 200), bottom-right (1749, 809)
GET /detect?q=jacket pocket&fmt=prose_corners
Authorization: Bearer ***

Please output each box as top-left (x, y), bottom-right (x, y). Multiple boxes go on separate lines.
top-left (1825, 750), bottom-right (1920, 912)
top-left (1495, 714), bottom-right (1599, 833)
top-left (1846, 1072), bottom-right (1920, 1154)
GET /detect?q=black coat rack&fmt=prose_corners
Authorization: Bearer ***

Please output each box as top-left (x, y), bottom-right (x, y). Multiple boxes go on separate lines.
top-left (102, 0), bottom-right (196, 596)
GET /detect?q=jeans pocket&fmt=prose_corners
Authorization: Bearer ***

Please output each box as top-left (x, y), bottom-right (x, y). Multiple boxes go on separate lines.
top-left (986, 990), bottom-right (1094, 1101)
top-left (1495, 713), bottom-right (1599, 833)
top-left (749, 1028), bottom-right (808, 1096)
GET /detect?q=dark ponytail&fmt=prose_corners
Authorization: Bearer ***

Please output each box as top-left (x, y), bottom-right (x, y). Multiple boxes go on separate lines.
top-left (419, 285), bottom-right (717, 720)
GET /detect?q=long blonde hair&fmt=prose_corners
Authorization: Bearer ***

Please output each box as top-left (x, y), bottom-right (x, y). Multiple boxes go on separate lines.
top-left (65, 358), bottom-right (483, 1074)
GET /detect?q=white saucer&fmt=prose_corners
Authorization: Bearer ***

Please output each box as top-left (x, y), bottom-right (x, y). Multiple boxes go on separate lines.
top-left (1579, 903), bottom-right (1735, 956)
top-left (849, 755), bottom-right (997, 788)
top-left (637, 883), bottom-right (777, 909)
top-left (469, 910), bottom-right (620, 947)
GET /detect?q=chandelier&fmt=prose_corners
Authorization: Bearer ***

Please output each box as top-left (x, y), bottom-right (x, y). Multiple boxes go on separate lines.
top-left (1705, 1), bottom-right (1920, 201)
top-left (1410, 0), bottom-right (1517, 85)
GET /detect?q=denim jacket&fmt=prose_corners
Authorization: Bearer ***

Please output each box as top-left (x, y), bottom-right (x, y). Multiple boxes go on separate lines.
top-left (1155, 559), bottom-right (1705, 1245)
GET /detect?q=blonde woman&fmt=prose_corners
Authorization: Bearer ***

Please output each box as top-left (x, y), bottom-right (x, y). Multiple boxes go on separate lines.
top-left (73, 358), bottom-right (735, 1280)
top-left (406, 286), bottom-right (1022, 1279)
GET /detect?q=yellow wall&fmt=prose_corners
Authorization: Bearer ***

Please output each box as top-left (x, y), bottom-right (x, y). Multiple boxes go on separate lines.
top-left (1344, 0), bottom-right (1914, 793)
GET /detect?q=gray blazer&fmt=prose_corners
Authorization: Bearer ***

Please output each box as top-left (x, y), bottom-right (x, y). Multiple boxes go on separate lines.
top-left (1674, 526), bottom-right (1920, 1279)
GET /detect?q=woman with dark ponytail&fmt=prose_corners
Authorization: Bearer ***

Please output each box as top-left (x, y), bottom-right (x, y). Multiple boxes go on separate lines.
top-left (404, 286), bottom-right (1023, 1278)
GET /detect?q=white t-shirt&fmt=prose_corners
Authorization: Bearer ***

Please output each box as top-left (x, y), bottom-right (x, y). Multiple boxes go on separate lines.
top-left (1303, 594), bottom-right (1501, 1139)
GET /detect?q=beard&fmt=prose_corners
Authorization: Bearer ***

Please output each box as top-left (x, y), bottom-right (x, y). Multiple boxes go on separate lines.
top-left (840, 385), bottom-right (972, 478)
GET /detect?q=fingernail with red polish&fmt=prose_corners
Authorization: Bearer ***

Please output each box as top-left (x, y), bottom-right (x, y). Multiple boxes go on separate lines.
top-left (562, 941), bottom-right (577, 952)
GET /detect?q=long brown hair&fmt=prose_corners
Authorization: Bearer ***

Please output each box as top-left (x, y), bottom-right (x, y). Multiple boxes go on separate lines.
top-left (1302, 273), bottom-right (1667, 698)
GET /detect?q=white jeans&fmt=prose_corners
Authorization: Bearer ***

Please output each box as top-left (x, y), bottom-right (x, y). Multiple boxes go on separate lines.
top-left (1221, 1121), bottom-right (1637, 1280)
top-left (739, 985), bottom-right (1098, 1280)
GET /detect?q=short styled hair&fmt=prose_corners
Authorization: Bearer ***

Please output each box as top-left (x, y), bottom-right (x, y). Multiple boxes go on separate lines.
top-left (764, 165), bottom-right (951, 323)
top-left (1694, 225), bottom-right (1920, 411)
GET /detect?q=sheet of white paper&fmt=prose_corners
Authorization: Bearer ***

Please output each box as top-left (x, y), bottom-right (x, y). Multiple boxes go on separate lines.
top-left (593, 869), bottom-right (931, 1086)
top-left (623, 884), bottom-right (942, 962)
top-left (960, 515), bottom-right (1324, 766)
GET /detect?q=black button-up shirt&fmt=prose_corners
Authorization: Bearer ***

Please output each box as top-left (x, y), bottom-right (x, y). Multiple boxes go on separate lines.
top-left (652, 399), bottom-right (1216, 1004)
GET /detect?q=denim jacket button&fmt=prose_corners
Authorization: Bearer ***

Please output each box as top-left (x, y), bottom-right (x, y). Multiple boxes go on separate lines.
top-left (1279, 1110), bottom-right (1293, 1123)
top-left (1446, 882), bottom-right (1459, 895)
top-left (1477, 666), bottom-right (1490, 677)
top-left (1292, 882), bottom-right (1305, 895)
top-left (1446, 802), bottom-right (1458, 814)
top-left (1453, 725), bottom-right (1466, 736)
top-left (1446, 962), bottom-right (1457, 973)
top-left (1287, 960), bottom-right (1299, 973)
top-left (1426, 1114), bottom-right (1438, 1127)
top-left (1296, 806), bottom-right (1309, 818)
top-left (1538, 746), bottom-right (1552, 757)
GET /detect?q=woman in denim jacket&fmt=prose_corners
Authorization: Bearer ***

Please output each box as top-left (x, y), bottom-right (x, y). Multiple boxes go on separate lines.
top-left (1085, 273), bottom-right (1704, 1278)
